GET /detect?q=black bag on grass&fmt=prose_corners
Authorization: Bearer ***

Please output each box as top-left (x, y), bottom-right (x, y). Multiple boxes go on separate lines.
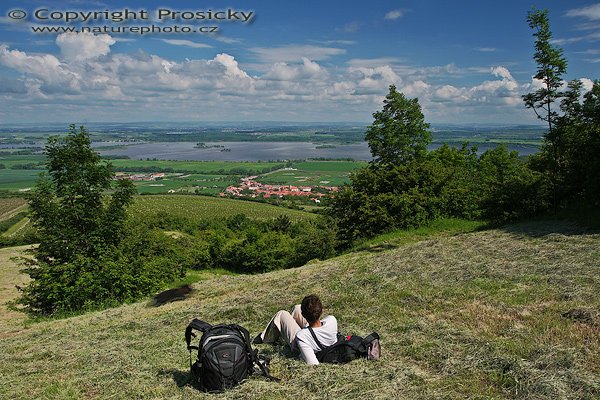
top-left (307, 328), bottom-right (381, 364)
top-left (185, 318), bottom-right (278, 392)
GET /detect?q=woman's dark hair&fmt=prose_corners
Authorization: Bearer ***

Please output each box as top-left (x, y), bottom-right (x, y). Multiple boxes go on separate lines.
top-left (301, 294), bottom-right (323, 323)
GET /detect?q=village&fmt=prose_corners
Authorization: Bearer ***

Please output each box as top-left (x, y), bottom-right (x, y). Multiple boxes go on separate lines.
top-left (112, 170), bottom-right (340, 200)
top-left (221, 176), bottom-right (339, 203)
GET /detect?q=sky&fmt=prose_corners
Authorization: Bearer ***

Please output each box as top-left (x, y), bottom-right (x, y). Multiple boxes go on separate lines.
top-left (0, 0), bottom-right (599, 125)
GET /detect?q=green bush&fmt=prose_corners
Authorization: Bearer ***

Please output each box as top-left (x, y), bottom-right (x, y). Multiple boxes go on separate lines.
top-left (329, 144), bottom-right (550, 245)
top-left (130, 211), bottom-right (338, 275)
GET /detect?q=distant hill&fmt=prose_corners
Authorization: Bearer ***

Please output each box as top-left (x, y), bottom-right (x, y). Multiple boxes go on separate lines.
top-left (1, 220), bottom-right (598, 399)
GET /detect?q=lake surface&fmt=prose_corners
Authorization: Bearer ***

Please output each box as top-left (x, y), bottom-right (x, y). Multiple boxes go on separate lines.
top-left (100, 141), bottom-right (540, 161)
top-left (101, 142), bottom-right (373, 161)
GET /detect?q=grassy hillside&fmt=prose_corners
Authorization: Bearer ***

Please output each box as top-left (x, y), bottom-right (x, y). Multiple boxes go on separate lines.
top-left (0, 221), bottom-right (598, 399)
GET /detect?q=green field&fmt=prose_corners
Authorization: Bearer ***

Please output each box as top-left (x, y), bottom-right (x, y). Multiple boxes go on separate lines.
top-left (0, 220), bottom-right (598, 399)
top-left (0, 156), bottom-right (363, 194)
top-left (0, 154), bottom-right (45, 169)
top-left (129, 195), bottom-right (317, 222)
top-left (0, 169), bottom-right (43, 191)
top-left (260, 161), bottom-right (366, 186)
top-left (132, 174), bottom-right (237, 195)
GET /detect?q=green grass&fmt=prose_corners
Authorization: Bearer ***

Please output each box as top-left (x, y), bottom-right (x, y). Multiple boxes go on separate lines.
top-left (1, 220), bottom-right (598, 399)
top-left (0, 154), bottom-right (45, 169)
top-left (353, 218), bottom-right (486, 251)
top-left (1, 217), bottom-right (31, 238)
top-left (293, 161), bottom-right (367, 172)
top-left (167, 268), bottom-right (238, 288)
top-left (129, 195), bottom-right (317, 222)
top-left (260, 161), bottom-right (366, 186)
top-left (0, 170), bottom-right (42, 191)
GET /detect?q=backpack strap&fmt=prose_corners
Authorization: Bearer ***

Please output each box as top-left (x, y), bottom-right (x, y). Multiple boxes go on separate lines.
top-left (307, 326), bottom-right (325, 351)
top-left (229, 324), bottom-right (281, 383)
top-left (362, 332), bottom-right (380, 344)
top-left (185, 318), bottom-right (212, 350)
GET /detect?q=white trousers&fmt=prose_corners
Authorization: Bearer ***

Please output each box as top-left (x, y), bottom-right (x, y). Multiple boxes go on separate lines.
top-left (259, 304), bottom-right (308, 351)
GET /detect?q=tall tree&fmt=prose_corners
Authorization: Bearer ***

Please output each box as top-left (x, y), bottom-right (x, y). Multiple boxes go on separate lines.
top-left (20, 125), bottom-right (136, 314)
top-left (30, 125), bottom-right (135, 264)
top-left (365, 85), bottom-right (431, 165)
top-left (580, 81), bottom-right (600, 204)
top-left (522, 8), bottom-right (568, 212)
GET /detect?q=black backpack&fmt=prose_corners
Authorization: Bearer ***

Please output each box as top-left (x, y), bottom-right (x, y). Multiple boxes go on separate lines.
top-left (185, 318), bottom-right (279, 392)
top-left (307, 328), bottom-right (381, 364)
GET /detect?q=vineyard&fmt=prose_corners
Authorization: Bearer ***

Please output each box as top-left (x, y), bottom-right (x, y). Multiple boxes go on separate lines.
top-left (129, 195), bottom-right (317, 222)
top-left (0, 198), bottom-right (27, 221)
top-left (0, 198), bottom-right (32, 241)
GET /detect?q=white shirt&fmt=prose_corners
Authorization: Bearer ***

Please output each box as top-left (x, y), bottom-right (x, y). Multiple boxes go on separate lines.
top-left (294, 315), bottom-right (338, 365)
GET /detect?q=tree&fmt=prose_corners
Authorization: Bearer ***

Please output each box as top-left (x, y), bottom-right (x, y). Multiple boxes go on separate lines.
top-left (30, 125), bottom-right (135, 264)
top-left (365, 85), bottom-right (431, 165)
top-left (522, 8), bottom-right (568, 212)
top-left (19, 125), bottom-right (137, 314)
top-left (579, 81), bottom-right (600, 204)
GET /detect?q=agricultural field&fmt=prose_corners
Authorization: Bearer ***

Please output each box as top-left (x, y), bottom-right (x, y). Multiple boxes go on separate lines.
top-left (0, 170), bottom-right (43, 191)
top-left (132, 174), bottom-right (238, 195)
top-left (260, 160), bottom-right (366, 186)
top-left (0, 153), bottom-right (363, 194)
top-left (129, 195), bottom-right (316, 222)
top-left (1, 217), bottom-right (31, 239)
top-left (0, 154), bottom-right (45, 169)
top-left (0, 198), bottom-right (32, 242)
top-left (0, 198), bottom-right (27, 220)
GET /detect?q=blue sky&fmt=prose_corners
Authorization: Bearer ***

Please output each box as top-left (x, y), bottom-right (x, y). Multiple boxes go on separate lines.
top-left (0, 0), bottom-right (598, 124)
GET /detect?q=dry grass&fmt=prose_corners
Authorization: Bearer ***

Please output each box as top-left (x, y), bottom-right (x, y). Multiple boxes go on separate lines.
top-left (0, 221), bottom-right (599, 399)
top-left (0, 245), bottom-right (33, 337)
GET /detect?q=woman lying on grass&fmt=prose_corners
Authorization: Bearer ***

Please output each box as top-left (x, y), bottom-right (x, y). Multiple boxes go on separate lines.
top-left (253, 294), bottom-right (337, 365)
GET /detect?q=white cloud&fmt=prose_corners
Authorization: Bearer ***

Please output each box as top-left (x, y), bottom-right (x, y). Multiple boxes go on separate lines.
top-left (313, 40), bottom-right (356, 46)
top-left (348, 65), bottom-right (401, 95)
top-left (0, 44), bottom-right (80, 94)
top-left (475, 47), bottom-right (497, 52)
top-left (1, 36), bottom-right (594, 124)
top-left (552, 31), bottom-right (600, 45)
top-left (491, 66), bottom-right (514, 81)
top-left (212, 36), bottom-right (242, 44)
top-left (581, 78), bottom-right (595, 91)
top-left (566, 4), bottom-right (600, 20)
top-left (347, 58), bottom-right (403, 68)
top-left (56, 32), bottom-right (115, 61)
top-left (210, 53), bottom-right (251, 80)
top-left (160, 39), bottom-right (212, 49)
top-left (249, 45), bottom-right (346, 62)
top-left (435, 85), bottom-right (463, 100)
top-left (384, 10), bottom-right (403, 20)
top-left (401, 80), bottom-right (430, 98)
top-left (263, 58), bottom-right (326, 81)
